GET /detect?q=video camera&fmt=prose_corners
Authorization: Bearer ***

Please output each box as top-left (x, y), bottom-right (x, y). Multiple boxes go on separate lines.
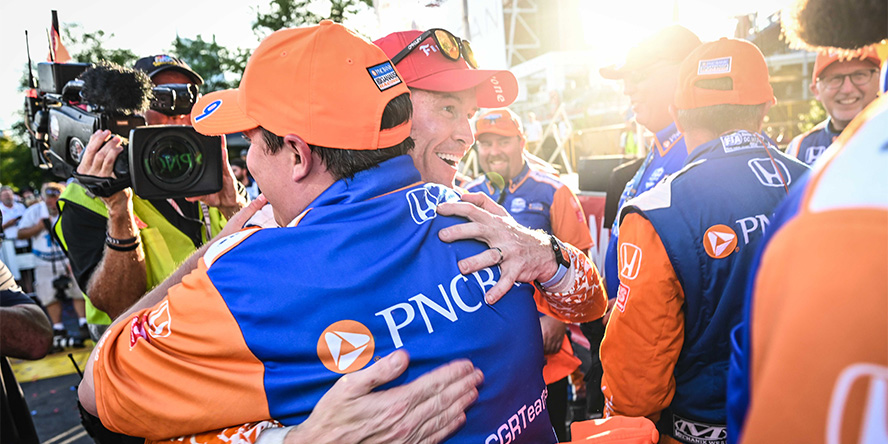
top-left (24, 62), bottom-right (223, 199)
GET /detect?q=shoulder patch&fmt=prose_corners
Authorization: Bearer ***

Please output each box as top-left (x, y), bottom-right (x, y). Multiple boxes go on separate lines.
top-left (203, 228), bottom-right (261, 268)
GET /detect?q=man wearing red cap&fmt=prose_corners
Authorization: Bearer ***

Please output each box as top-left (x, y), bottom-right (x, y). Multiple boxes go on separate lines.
top-left (466, 107), bottom-right (593, 441)
top-left (78, 22), bottom-right (605, 444)
top-left (786, 48), bottom-right (882, 165)
top-left (374, 30), bottom-right (606, 310)
top-left (599, 38), bottom-right (808, 443)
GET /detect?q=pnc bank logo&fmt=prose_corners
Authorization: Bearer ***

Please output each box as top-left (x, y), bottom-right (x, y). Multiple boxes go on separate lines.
top-left (317, 320), bottom-right (375, 374)
top-left (703, 225), bottom-right (738, 259)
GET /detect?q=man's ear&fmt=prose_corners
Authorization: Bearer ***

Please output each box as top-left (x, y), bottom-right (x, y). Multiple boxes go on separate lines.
top-left (284, 134), bottom-right (312, 182)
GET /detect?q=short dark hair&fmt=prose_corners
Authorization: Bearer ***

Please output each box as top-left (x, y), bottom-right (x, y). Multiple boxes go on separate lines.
top-left (259, 93), bottom-right (414, 180)
top-left (230, 158), bottom-right (247, 170)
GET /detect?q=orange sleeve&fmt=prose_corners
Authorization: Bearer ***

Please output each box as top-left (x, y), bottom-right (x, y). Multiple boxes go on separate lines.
top-left (534, 241), bottom-right (607, 323)
top-left (600, 213), bottom-right (685, 421)
top-left (92, 260), bottom-right (270, 440)
top-left (551, 185), bottom-right (594, 251)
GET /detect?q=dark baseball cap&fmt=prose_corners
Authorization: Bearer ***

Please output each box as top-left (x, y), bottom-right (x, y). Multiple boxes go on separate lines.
top-left (133, 54), bottom-right (203, 85)
top-left (600, 25), bottom-right (702, 80)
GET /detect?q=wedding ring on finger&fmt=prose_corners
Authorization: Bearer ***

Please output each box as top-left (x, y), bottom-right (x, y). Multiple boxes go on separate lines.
top-left (492, 247), bottom-right (504, 265)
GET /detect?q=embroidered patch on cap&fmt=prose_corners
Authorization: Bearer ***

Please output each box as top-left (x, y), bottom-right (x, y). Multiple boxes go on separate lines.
top-left (698, 57), bottom-right (732, 75)
top-left (367, 61), bottom-right (402, 91)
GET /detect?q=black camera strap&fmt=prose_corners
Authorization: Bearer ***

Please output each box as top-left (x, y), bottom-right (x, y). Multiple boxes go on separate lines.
top-left (72, 172), bottom-right (130, 198)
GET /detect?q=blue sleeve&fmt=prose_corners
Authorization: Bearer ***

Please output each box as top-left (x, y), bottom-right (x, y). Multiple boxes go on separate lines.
top-left (726, 171), bottom-right (809, 443)
top-left (604, 232), bottom-right (620, 300)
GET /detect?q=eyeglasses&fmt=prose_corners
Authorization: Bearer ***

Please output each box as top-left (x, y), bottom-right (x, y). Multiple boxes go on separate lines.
top-left (817, 69), bottom-right (878, 90)
top-left (390, 28), bottom-right (478, 69)
top-left (44, 190), bottom-right (61, 197)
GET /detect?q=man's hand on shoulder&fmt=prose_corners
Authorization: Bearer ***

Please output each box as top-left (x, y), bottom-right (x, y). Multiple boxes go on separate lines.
top-left (437, 192), bottom-right (558, 304)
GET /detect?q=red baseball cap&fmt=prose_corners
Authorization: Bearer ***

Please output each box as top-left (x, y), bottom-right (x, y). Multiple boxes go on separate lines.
top-left (190, 21), bottom-right (411, 150)
top-left (374, 30), bottom-right (518, 108)
top-left (674, 38), bottom-right (774, 110)
top-left (474, 108), bottom-right (523, 138)
top-left (600, 25), bottom-right (702, 80)
top-left (812, 46), bottom-right (882, 82)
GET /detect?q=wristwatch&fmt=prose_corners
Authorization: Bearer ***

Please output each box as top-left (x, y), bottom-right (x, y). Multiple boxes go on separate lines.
top-left (537, 235), bottom-right (570, 289)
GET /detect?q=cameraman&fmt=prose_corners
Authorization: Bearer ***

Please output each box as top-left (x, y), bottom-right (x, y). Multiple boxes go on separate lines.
top-left (54, 55), bottom-right (247, 341)
top-left (17, 182), bottom-right (86, 349)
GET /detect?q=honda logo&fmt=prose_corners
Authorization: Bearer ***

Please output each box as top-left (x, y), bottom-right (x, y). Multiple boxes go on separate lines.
top-left (619, 243), bottom-right (642, 280)
top-left (147, 300), bottom-right (172, 339)
top-left (805, 146), bottom-right (826, 165)
top-left (748, 158), bottom-right (792, 188)
top-left (406, 186), bottom-right (444, 224)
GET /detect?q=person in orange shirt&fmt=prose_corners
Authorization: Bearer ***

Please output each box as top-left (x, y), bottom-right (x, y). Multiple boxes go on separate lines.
top-left (466, 107), bottom-right (594, 441)
top-left (728, 0), bottom-right (888, 442)
top-left (599, 39), bottom-right (809, 443)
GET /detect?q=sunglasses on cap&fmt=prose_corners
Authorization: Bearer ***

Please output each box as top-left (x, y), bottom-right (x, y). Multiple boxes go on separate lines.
top-left (390, 28), bottom-right (478, 69)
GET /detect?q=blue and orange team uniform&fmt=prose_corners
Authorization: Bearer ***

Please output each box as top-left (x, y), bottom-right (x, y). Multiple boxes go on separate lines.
top-left (785, 118), bottom-right (841, 166)
top-left (728, 95), bottom-right (888, 443)
top-left (466, 160), bottom-right (593, 384)
top-left (603, 123), bottom-right (689, 301)
top-left (600, 130), bottom-right (808, 443)
top-left (90, 156), bottom-right (607, 443)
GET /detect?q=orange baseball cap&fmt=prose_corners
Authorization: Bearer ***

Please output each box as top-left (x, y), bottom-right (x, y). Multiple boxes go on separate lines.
top-left (190, 21), bottom-right (411, 150)
top-left (812, 46), bottom-right (882, 82)
top-left (474, 108), bottom-right (523, 138)
top-left (373, 30), bottom-right (519, 108)
top-left (674, 38), bottom-right (774, 110)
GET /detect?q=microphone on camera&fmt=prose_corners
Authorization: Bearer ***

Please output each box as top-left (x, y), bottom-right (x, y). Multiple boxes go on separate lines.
top-left (79, 62), bottom-right (153, 115)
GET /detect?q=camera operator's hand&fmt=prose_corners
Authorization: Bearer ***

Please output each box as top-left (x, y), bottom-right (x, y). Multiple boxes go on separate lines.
top-left (185, 136), bottom-right (247, 220)
top-left (79, 130), bottom-right (132, 211)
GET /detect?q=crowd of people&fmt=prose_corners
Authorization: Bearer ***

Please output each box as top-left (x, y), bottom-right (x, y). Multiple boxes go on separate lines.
top-left (1, 0), bottom-right (885, 442)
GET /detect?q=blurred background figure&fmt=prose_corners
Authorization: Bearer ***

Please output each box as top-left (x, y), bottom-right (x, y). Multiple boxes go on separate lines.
top-left (230, 158), bottom-right (260, 200)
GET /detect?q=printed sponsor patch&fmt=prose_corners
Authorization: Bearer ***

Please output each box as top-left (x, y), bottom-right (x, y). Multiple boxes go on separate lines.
top-left (147, 300), bottom-right (172, 339)
top-left (720, 131), bottom-right (764, 152)
top-left (804, 146), bottom-right (826, 164)
top-left (615, 283), bottom-right (630, 312)
top-left (618, 243), bottom-right (642, 280)
top-left (129, 314), bottom-right (151, 349)
top-left (673, 414), bottom-right (727, 444)
top-left (703, 224), bottom-right (738, 259)
top-left (317, 320), bottom-right (375, 374)
top-left (747, 158), bottom-right (792, 188)
top-left (697, 57), bottom-right (732, 75)
top-left (510, 197), bottom-right (527, 213)
top-left (367, 61), bottom-right (402, 91)
top-left (153, 54), bottom-right (177, 67)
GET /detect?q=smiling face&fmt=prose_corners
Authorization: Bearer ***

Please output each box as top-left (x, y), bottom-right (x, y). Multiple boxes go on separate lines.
top-left (477, 133), bottom-right (525, 183)
top-left (408, 89), bottom-right (478, 186)
top-left (622, 62), bottom-right (681, 133)
top-left (812, 59), bottom-right (880, 131)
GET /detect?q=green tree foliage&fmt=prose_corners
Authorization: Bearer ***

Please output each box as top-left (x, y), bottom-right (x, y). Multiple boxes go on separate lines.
top-left (171, 35), bottom-right (250, 93)
top-left (252, 0), bottom-right (373, 36)
top-left (1, 125), bottom-right (48, 190)
top-left (798, 99), bottom-right (827, 133)
top-left (62, 24), bottom-right (138, 66)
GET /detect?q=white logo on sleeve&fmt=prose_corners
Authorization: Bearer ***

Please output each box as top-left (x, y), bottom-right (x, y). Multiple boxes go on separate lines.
top-left (406, 187), bottom-right (444, 224)
top-left (619, 243), bottom-right (642, 280)
top-left (147, 300), bottom-right (172, 338)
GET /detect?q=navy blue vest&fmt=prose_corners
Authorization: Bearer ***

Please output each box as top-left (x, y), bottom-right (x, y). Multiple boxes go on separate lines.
top-left (620, 131), bottom-right (808, 441)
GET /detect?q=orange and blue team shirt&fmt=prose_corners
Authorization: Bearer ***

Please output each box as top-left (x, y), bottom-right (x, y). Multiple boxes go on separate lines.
top-left (785, 118), bottom-right (841, 166)
top-left (466, 160), bottom-right (592, 384)
top-left (603, 123), bottom-right (689, 301)
top-left (728, 95), bottom-right (888, 444)
top-left (600, 130), bottom-right (808, 443)
top-left (90, 156), bottom-right (560, 443)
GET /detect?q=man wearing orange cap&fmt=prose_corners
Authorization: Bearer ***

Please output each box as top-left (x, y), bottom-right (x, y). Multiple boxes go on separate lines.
top-left (78, 22), bottom-right (605, 444)
top-left (466, 107), bottom-right (593, 441)
top-left (786, 48), bottom-right (881, 165)
top-left (599, 38), bottom-right (808, 443)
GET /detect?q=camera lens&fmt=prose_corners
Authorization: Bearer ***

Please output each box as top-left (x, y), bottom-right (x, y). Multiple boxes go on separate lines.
top-left (142, 134), bottom-right (205, 187)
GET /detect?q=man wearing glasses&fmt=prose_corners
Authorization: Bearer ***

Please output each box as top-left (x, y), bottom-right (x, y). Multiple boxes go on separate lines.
top-left (17, 182), bottom-right (87, 350)
top-left (786, 47), bottom-right (882, 165)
